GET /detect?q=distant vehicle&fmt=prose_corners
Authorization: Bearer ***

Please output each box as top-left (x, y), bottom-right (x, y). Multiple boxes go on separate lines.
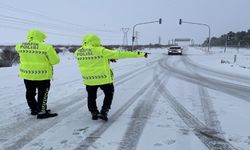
top-left (168, 46), bottom-right (183, 55)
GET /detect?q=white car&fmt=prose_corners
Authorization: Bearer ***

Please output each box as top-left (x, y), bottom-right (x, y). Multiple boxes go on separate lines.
top-left (168, 46), bottom-right (183, 55)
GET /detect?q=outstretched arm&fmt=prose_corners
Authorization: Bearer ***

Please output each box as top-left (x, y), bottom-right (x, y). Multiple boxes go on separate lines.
top-left (102, 48), bottom-right (146, 60)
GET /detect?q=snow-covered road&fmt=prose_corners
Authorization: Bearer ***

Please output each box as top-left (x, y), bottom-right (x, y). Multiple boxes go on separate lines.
top-left (0, 47), bottom-right (250, 150)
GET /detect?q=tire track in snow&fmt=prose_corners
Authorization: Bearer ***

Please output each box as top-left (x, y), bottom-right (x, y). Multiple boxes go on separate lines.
top-left (74, 80), bottom-right (153, 150)
top-left (198, 87), bottom-right (224, 135)
top-left (183, 56), bottom-right (250, 85)
top-left (116, 56), bottom-right (174, 150)
top-left (181, 56), bottom-right (224, 136)
top-left (1, 94), bottom-right (85, 150)
top-left (159, 56), bottom-right (250, 103)
top-left (155, 76), bottom-right (237, 150)
top-left (157, 58), bottom-right (237, 150)
top-left (117, 73), bottom-right (169, 150)
top-left (0, 64), bottom-right (154, 150)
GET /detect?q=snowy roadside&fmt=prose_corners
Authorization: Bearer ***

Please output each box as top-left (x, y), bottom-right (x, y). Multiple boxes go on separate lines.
top-left (187, 47), bottom-right (250, 76)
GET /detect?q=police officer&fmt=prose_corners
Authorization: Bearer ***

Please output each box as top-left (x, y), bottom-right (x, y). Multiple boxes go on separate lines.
top-left (16, 29), bottom-right (60, 119)
top-left (75, 34), bottom-right (148, 121)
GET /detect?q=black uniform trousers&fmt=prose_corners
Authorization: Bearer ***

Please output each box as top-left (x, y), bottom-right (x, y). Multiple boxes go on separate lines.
top-left (24, 79), bottom-right (50, 113)
top-left (86, 83), bottom-right (114, 113)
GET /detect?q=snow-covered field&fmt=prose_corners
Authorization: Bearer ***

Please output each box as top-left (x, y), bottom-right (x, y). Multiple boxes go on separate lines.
top-left (0, 47), bottom-right (250, 150)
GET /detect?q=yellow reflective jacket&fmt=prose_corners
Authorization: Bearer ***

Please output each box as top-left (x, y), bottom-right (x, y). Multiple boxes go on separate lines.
top-left (15, 30), bottom-right (60, 80)
top-left (75, 34), bottom-right (145, 85)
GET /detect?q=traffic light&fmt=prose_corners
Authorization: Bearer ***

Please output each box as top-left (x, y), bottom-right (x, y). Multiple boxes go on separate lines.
top-left (179, 19), bottom-right (182, 25)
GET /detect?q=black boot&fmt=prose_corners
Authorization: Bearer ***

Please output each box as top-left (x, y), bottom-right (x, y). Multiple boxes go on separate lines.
top-left (31, 109), bottom-right (51, 115)
top-left (98, 110), bottom-right (108, 121)
top-left (37, 111), bottom-right (58, 119)
top-left (31, 110), bottom-right (38, 115)
top-left (91, 111), bottom-right (99, 120)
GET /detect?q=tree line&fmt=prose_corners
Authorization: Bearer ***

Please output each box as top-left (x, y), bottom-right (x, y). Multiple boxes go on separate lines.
top-left (203, 29), bottom-right (250, 47)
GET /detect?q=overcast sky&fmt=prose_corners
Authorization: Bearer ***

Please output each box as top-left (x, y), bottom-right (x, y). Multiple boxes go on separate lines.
top-left (0, 0), bottom-right (249, 45)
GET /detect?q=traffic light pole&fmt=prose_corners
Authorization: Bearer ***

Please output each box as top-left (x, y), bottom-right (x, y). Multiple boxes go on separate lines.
top-left (131, 18), bottom-right (162, 51)
top-left (179, 19), bottom-right (211, 52)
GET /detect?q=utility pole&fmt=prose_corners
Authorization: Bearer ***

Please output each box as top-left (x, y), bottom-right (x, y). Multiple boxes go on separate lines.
top-left (237, 41), bottom-right (240, 53)
top-left (224, 34), bottom-right (228, 53)
top-left (190, 39), bottom-right (194, 46)
top-left (121, 28), bottom-right (130, 47)
top-left (158, 36), bottom-right (161, 45)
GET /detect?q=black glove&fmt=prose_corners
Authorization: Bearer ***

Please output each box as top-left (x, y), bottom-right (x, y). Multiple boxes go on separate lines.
top-left (137, 52), bottom-right (149, 58)
top-left (110, 59), bottom-right (117, 63)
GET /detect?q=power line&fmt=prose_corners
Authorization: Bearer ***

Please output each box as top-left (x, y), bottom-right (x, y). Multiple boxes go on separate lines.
top-left (0, 2), bottom-right (123, 44)
top-left (0, 14), bottom-right (121, 36)
top-left (0, 2), bottom-right (120, 33)
top-left (0, 24), bottom-right (82, 39)
top-left (0, 15), bottom-right (76, 33)
top-left (0, 23), bottom-right (122, 44)
top-left (0, 15), bottom-right (121, 39)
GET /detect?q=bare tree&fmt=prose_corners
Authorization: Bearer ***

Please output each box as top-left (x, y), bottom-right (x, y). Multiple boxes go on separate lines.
top-left (0, 47), bottom-right (18, 67)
